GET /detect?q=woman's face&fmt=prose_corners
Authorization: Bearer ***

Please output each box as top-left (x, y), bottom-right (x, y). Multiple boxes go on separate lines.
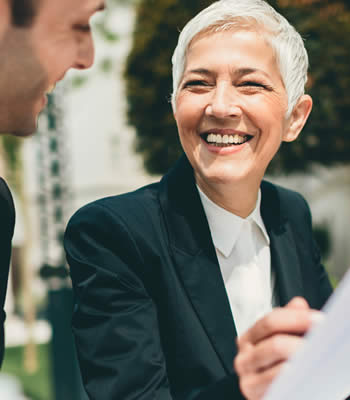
top-left (174, 30), bottom-right (296, 190)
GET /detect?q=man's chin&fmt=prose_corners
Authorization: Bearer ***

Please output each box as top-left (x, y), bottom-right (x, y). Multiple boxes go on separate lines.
top-left (10, 115), bottom-right (39, 137)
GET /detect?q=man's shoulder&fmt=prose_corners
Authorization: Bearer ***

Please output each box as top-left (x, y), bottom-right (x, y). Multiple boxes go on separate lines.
top-left (0, 177), bottom-right (15, 235)
top-left (0, 177), bottom-right (14, 204)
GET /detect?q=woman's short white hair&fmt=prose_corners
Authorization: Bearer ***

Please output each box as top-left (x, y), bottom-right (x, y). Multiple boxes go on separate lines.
top-left (171, 0), bottom-right (309, 117)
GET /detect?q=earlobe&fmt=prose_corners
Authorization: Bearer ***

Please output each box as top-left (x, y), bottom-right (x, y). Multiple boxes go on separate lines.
top-left (283, 94), bottom-right (313, 142)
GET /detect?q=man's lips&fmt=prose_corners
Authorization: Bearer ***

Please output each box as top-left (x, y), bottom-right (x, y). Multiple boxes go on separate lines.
top-left (45, 73), bottom-right (66, 95)
top-left (45, 84), bottom-right (56, 94)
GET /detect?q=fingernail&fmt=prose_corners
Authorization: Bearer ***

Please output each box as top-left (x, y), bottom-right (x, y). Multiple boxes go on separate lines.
top-left (311, 312), bottom-right (325, 325)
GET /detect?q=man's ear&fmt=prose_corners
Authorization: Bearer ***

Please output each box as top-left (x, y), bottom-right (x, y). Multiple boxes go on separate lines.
top-left (0, 2), bottom-right (11, 39)
top-left (283, 94), bottom-right (313, 143)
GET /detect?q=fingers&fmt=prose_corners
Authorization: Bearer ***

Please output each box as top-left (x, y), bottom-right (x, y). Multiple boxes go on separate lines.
top-left (234, 297), bottom-right (324, 400)
top-left (286, 296), bottom-right (309, 309)
top-left (237, 362), bottom-right (284, 400)
top-left (235, 333), bottom-right (304, 375)
top-left (237, 298), bottom-right (321, 348)
top-left (287, 297), bottom-right (325, 326)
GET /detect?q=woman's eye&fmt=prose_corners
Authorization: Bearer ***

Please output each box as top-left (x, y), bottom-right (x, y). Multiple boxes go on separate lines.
top-left (239, 81), bottom-right (271, 90)
top-left (183, 80), bottom-right (210, 88)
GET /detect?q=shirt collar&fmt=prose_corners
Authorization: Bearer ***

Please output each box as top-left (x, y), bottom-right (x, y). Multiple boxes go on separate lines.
top-left (197, 186), bottom-right (270, 258)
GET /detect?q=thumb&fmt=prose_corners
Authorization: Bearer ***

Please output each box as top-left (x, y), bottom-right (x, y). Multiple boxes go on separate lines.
top-left (286, 296), bottom-right (310, 310)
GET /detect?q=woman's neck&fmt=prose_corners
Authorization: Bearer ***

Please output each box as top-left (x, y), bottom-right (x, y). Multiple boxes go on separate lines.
top-left (195, 175), bottom-right (261, 218)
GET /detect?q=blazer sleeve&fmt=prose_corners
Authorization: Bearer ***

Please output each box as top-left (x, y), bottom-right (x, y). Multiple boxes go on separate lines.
top-left (64, 202), bottom-right (245, 400)
top-left (65, 202), bottom-right (173, 400)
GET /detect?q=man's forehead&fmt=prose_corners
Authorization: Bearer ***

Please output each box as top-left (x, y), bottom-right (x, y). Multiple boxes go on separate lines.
top-left (86, 0), bottom-right (106, 13)
top-left (71, 0), bottom-right (105, 14)
top-left (43, 0), bottom-right (105, 16)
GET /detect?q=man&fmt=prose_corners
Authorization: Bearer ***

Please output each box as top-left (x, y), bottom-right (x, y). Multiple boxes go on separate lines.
top-left (0, 0), bottom-right (105, 366)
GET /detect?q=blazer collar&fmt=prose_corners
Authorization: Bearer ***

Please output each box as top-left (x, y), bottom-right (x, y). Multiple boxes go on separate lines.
top-left (159, 156), bottom-right (237, 373)
top-left (159, 156), bottom-right (304, 371)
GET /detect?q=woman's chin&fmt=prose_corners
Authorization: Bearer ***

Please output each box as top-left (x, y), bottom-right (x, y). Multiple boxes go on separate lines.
top-left (196, 165), bottom-right (254, 187)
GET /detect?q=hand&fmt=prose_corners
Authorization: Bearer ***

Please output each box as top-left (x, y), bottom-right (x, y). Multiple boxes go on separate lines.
top-left (234, 297), bottom-right (323, 400)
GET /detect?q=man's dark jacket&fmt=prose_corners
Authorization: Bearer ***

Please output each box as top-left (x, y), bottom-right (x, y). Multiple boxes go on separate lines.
top-left (65, 156), bottom-right (332, 400)
top-left (0, 177), bottom-right (15, 366)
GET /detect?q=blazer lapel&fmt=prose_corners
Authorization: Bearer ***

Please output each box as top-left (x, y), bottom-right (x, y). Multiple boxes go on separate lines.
top-left (159, 156), bottom-right (237, 373)
top-left (261, 181), bottom-right (304, 306)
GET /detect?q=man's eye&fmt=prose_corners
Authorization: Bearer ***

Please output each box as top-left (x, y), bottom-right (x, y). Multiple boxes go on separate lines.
top-left (74, 24), bottom-right (91, 33)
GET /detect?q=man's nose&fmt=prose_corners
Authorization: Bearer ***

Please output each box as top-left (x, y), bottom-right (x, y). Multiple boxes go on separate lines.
top-left (74, 35), bottom-right (95, 70)
top-left (205, 84), bottom-right (242, 119)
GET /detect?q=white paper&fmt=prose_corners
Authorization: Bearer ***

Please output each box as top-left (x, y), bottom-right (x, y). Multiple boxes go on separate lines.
top-left (263, 268), bottom-right (350, 400)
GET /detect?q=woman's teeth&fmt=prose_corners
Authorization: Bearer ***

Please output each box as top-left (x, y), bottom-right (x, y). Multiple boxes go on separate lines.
top-left (206, 133), bottom-right (251, 146)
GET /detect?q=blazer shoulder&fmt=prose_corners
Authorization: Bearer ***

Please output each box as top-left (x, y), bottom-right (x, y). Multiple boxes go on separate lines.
top-left (262, 180), bottom-right (310, 212)
top-left (261, 180), bottom-right (313, 234)
top-left (66, 181), bottom-right (163, 239)
top-left (76, 180), bottom-right (159, 213)
top-left (64, 181), bottom-right (165, 286)
top-left (0, 177), bottom-right (15, 237)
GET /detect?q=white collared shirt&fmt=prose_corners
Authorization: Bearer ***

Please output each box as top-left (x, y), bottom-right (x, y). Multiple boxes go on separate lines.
top-left (197, 186), bottom-right (276, 336)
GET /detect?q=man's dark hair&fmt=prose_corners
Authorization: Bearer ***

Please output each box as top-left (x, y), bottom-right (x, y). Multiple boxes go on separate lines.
top-left (10, 0), bottom-right (38, 27)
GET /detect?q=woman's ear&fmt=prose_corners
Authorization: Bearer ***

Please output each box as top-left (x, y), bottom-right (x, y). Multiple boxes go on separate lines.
top-left (283, 94), bottom-right (313, 142)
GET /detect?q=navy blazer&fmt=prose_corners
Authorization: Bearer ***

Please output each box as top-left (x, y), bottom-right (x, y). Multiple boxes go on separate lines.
top-left (65, 155), bottom-right (332, 400)
top-left (0, 177), bottom-right (15, 367)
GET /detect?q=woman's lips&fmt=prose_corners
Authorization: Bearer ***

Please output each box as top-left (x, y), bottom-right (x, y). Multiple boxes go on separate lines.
top-left (200, 131), bottom-right (253, 147)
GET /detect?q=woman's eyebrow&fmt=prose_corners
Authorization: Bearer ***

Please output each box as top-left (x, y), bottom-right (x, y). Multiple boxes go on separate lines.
top-left (234, 67), bottom-right (270, 78)
top-left (186, 67), bottom-right (270, 78)
top-left (186, 68), bottom-right (212, 76)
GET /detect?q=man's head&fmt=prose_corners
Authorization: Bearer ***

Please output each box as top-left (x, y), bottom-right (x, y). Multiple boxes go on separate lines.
top-left (0, 0), bottom-right (105, 136)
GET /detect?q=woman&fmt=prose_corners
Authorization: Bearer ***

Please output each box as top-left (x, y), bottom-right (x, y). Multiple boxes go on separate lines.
top-left (64, 1), bottom-right (332, 399)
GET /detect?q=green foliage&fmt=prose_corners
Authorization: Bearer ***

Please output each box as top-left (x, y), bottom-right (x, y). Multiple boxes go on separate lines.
top-left (2, 344), bottom-right (53, 400)
top-left (93, 21), bottom-right (119, 42)
top-left (125, 0), bottom-right (213, 174)
top-left (99, 57), bottom-right (114, 73)
top-left (71, 75), bottom-right (89, 88)
top-left (0, 135), bottom-right (22, 190)
top-left (269, 0), bottom-right (350, 173)
top-left (125, 0), bottom-right (350, 175)
top-left (1, 135), bottom-right (21, 172)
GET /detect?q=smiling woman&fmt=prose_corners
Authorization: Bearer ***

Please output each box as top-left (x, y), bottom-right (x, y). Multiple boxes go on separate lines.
top-left (64, 1), bottom-right (332, 400)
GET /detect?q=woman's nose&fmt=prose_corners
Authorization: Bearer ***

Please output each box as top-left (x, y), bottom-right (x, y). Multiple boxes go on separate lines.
top-left (205, 84), bottom-right (242, 119)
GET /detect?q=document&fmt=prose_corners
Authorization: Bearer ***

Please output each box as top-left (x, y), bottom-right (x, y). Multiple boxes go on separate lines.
top-left (263, 268), bottom-right (350, 400)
